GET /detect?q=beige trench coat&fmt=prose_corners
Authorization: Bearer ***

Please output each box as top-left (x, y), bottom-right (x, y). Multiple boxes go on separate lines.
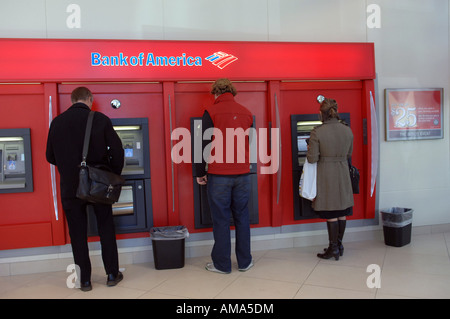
top-left (306, 118), bottom-right (354, 211)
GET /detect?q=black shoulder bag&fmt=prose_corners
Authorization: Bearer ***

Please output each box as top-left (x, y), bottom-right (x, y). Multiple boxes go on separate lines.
top-left (348, 158), bottom-right (360, 194)
top-left (76, 111), bottom-right (125, 205)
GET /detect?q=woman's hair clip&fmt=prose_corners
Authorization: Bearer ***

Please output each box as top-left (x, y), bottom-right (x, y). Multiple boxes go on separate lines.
top-left (317, 95), bottom-right (325, 104)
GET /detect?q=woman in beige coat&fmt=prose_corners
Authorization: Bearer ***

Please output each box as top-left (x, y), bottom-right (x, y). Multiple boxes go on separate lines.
top-left (306, 98), bottom-right (354, 260)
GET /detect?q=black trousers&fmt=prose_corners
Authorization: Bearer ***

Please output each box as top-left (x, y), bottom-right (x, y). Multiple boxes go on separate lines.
top-left (62, 198), bottom-right (119, 282)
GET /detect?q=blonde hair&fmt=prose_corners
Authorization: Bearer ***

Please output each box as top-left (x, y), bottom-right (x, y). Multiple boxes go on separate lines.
top-left (210, 78), bottom-right (237, 96)
top-left (320, 98), bottom-right (339, 121)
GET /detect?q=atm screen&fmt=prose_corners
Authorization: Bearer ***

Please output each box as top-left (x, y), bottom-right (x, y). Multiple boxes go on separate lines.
top-left (124, 143), bottom-right (134, 158)
top-left (114, 128), bottom-right (144, 175)
top-left (112, 118), bottom-right (150, 179)
top-left (297, 136), bottom-right (309, 153)
top-left (295, 120), bottom-right (322, 165)
top-left (0, 133), bottom-right (31, 192)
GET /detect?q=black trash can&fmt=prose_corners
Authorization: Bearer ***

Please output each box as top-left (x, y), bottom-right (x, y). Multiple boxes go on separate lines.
top-left (150, 226), bottom-right (189, 270)
top-left (381, 207), bottom-right (413, 247)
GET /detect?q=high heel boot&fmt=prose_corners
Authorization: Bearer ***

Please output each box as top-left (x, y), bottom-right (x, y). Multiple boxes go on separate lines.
top-left (323, 219), bottom-right (346, 256)
top-left (337, 219), bottom-right (346, 256)
top-left (317, 221), bottom-right (340, 260)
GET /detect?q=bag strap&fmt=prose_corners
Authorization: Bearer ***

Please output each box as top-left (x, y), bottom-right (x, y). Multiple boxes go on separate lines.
top-left (81, 111), bottom-right (95, 166)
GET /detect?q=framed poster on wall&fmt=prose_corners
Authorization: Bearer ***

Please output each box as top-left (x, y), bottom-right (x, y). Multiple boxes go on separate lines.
top-left (385, 88), bottom-right (443, 141)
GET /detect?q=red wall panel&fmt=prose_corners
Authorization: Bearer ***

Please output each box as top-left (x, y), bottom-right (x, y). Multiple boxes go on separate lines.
top-left (0, 223), bottom-right (52, 250)
top-left (277, 81), bottom-right (365, 225)
top-left (0, 85), bottom-right (55, 249)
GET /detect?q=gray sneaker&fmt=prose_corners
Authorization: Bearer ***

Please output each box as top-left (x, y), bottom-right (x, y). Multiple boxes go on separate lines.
top-left (205, 262), bottom-right (230, 274)
top-left (238, 260), bottom-right (254, 272)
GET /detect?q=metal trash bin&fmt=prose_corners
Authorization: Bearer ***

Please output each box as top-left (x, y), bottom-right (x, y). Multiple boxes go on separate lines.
top-left (150, 226), bottom-right (189, 269)
top-left (381, 207), bottom-right (413, 247)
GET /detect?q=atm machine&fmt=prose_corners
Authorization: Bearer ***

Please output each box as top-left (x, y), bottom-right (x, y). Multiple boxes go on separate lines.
top-left (87, 118), bottom-right (153, 235)
top-left (0, 128), bottom-right (33, 194)
top-left (290, 113), bottom-right (350, 220)
top-left (190, 117), bottom-right (259, 229)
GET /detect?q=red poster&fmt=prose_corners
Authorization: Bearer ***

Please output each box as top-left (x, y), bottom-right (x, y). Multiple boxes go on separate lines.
top-left (386, 89), bottom-right (443, 140)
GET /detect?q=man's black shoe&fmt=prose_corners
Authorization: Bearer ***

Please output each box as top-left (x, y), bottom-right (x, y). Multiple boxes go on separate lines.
top-left (106, 271), bottom-right (123, 287)
top-left (80, 281), bottom-right (92, 292)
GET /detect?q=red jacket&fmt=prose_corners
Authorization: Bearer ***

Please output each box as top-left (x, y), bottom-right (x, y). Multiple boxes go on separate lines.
top-left (204, 93), bottom-right (253, 175)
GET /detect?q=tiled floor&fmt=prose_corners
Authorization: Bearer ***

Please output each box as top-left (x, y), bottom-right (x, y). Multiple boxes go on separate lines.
top-left (1, 231), bottom-right (449, 299)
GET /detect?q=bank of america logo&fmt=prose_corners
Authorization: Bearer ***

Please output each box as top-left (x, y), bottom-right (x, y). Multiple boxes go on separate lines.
top-left (205, 51), bottom-right (238, 69)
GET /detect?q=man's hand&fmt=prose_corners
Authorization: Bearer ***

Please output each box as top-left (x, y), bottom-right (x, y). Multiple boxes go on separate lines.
top-left (196, 175), bottom-right (208, 185)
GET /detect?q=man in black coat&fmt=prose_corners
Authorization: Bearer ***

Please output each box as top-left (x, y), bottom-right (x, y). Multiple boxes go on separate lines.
top-left (46, 87), bottom-right (124, 291)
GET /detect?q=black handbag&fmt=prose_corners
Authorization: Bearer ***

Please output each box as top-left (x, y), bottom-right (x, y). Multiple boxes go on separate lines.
top-left (76, 111), bottom-right (125, 205)
top-left (348, 159), bottom-right (360, 194)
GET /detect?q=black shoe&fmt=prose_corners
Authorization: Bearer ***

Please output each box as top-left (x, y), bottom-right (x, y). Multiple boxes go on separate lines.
top-left (106, 271), bottom-right (123, 287)
top-left (80, 281), bottom-right (92, 292)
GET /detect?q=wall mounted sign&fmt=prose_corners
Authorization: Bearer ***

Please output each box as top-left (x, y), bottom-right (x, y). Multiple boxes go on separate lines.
top-left (385, 88), bottom-right (443, 141)
top-left (0, 39), bottom-right (375, 82)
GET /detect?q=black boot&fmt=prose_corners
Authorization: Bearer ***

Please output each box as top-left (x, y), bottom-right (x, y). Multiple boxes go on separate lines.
top-left (337, 219), bottom-right (346, 256)
top-left (323, 219), bottom-right (346, 256)
top-left (317, 221), bottom-right (340, 260)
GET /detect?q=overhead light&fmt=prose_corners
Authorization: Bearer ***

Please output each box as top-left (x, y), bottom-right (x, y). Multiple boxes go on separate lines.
top-left (297, 121), bottom-right (322, 126)
top-left (113, 125), bottom-right (141, 131)
top-left (0, 137), bottom-right (24, 142)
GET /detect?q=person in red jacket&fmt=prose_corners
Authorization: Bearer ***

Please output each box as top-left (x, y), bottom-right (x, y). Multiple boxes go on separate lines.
top-left (195, 79), bottom-right (254, 274)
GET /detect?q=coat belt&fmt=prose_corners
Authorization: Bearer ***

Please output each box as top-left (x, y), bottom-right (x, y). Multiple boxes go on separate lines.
top-left (319, 156), bottom-right (347, 162)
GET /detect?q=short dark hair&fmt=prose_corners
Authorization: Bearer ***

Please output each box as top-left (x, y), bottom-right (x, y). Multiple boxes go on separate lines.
top-left (210, 78), bottom-right (237, 96)
top-left (71, 87), bottom-right (93, 103)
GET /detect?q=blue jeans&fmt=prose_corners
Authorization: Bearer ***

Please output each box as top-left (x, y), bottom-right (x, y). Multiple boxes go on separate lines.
top-left (207, 174), bottom-right (252, 272)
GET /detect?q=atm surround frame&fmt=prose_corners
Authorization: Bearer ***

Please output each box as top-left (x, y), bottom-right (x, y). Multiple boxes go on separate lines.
top-left (0, 128), bottom-right (33, 194)
top-left (111, 117), bottom-right (151, 180)
top-left (87, 117), bottom-right (153, 236)
top-left (290, 113), bottom-right (351, 220)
